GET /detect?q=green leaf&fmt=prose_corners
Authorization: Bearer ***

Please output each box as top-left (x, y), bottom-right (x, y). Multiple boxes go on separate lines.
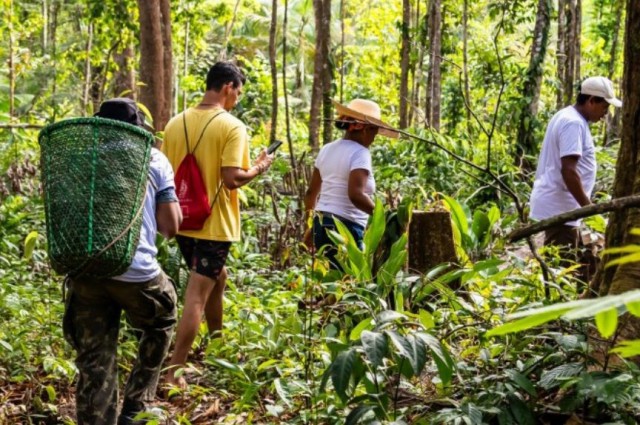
top-left (471, 210), bottom-right (490, 246)
top-left (507, 394), bottom-right (535, 425)
top-left (539, 363), bottom-right (583, 390)
top-left (626, 301), bottom-right (640, 317)
top-left (486, 308), bottom-right (572, 337)
top-left (419, 309), bottom-right (435, 330)
top-left (274, 378), bottom-right (293, 408)
top-left (350, 318), bottom-right (373, 341)
top-left (364, 199), bottom-right (385, 257)
top-left (330, 348), bottom-right (356, 403)
top-left (418, 333), bottom-right (454, 386)
top-left (361, 331), bottom-right (387, 368)
top-left (45, 385), bottom-right (56, 402)
top-left (406, 334), bottom-right (428, 375)
top-left (442, 194), bottom-right (469, 236)
top-left (377, 234), bottom-right (408, 287)
top-left (595, 308), bottom-right (618, 338)
top-left (345, 404), bottom-right (375, 425)
top-left (23, 231), bottom-right (38, 260)
top-left (610, 339), bottom-right (640, 357)
top-left (506, 370), bottom-right (536, 397)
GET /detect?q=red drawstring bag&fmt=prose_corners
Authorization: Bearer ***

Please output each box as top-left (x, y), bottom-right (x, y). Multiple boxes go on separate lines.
top-left (174, 111), bottom-right (225, 231)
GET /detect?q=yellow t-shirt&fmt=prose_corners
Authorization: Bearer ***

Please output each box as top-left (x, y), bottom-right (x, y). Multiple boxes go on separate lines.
top-left (162, 107), bottom-right (250, 241)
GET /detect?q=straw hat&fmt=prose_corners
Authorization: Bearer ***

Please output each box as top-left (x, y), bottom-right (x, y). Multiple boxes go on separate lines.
top-left (332, 99), bottom-right (399, 138)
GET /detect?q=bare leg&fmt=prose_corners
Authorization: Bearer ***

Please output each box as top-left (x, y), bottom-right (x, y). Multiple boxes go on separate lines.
top-left (164, 271), bottom-right (216, 388)
top-left (204, 267), bottom-right (227, 338)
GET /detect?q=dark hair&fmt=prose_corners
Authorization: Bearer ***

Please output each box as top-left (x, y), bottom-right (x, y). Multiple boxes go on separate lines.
top-left (206, 62), bottom-right (246, 91)
top-left (576, 94), bottom-right (606, 105)
top-left (95, 97), bottom-right (147, 127)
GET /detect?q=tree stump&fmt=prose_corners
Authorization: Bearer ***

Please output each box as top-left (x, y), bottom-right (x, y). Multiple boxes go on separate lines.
top-left (408, 210), bottom-right (457, 274)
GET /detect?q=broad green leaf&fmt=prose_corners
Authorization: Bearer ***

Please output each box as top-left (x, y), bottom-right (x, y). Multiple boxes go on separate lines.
top-left (595, 308), bottom-right (618, 338)
top-left (610, 339), bottom-right (640, 357)
top-left (350, 318), bottom-right (373, 341)
top-left (507, 394), bottom-right (535, 425)
top-left (377, 233), bottom-right (408, 287)
top-left (442, 194), bottom-right (469, 236)
top-left (418, 333), bottom-right (455, 386)
top-left (626, 301), bottom-right (640, 317)
top-left (406, 334), bottom-right (428, 375)
top-left (505, 370), bottom-right (536, 397)
top-left (471, 210), bottom-right (490, 246)
top-left (361, 331), bottom-right (387, 368)
top-left (419, 309), bottom-right (435, 330)
top-left (274, 378), bottom-right (293, 408)
top-left (486, 308), bottom-right (573, 337)
top-left (539, 362), bottom-right (583, 390)
top-left (363, 199), bottom-right (385, 257)
top-left (330, 348), bottom-right (356, 403)
top-left (45, 385), bottom-right (56, 402)
top-left (23, 231), bottom-right (38, 260)
top-left (345, 404), bottom-right (375, 425)
top-left (376, 310), bottom-right (407, 324)
top-left (606, 252), bottom-right (640, 268)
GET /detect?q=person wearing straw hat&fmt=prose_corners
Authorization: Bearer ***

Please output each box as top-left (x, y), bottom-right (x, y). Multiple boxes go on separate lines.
top-left (303, 98), bottom-right (398, 269)
top-left (529, 76), bottom-right (621, 284)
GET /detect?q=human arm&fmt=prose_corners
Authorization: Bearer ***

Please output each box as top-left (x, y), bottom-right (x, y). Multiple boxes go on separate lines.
top-left (221, 149), bottom-right (273, 190)
top-left (348, 169), bottom-right (375, 215)
top-left (561, 155), bottom-right (592, 207)
top-left (156, 200), bottom-right (182, 239)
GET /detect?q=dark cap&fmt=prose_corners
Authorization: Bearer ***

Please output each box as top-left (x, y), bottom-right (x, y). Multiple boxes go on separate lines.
top-left (95, 98), bottom-right (149, 128)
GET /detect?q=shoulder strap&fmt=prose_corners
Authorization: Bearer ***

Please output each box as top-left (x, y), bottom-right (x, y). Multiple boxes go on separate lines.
top-left (182, 110), bottom-right (227, 154)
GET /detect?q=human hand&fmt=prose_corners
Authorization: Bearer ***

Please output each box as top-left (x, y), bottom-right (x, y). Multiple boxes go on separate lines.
top-left (253, 148), bottom-right (274, 174)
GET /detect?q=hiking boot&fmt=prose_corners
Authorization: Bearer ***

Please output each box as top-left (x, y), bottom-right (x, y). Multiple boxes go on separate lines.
top-left (117, 399), bottom-right (166, 425)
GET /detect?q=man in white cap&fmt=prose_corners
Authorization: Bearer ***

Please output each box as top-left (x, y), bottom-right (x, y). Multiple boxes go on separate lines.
top-left (529, 76), bottom-right (622, 282)
top-left (303, 98), bottom-right (398, 270)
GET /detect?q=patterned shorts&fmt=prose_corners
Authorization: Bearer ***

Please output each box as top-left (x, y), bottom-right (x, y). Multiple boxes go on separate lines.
top-left (176, 235), bottom-right (231, 280)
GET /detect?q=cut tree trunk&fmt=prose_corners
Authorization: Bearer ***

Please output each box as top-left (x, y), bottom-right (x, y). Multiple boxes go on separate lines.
top-left (408, 211), bottom-right (457, 275)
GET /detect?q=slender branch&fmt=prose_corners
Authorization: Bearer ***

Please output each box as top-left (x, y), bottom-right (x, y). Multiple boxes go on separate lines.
top-left (0, 124), bottom-right (45, 129)
top-left (508, 195), bottom-right (640, 242)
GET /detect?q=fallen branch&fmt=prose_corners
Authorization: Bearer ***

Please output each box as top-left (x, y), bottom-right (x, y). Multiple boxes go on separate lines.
top-left (508, 194), bottom-right (640, 242)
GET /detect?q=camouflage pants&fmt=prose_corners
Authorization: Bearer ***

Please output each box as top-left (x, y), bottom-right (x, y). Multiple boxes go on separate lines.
top-left (63, 272), bottom-right (177, 425)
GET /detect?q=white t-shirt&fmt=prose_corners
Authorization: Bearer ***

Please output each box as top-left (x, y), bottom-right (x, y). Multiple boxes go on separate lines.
top-left (315, 139), bottom-right (375, 228)
top-left (529, 105), bottom-right (596, 226)
top-left (114, 148), bottom-right (176, 282)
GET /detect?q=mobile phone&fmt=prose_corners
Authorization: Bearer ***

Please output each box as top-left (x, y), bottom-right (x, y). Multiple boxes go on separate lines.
top-left (267, 140), bottom-right (283, 154)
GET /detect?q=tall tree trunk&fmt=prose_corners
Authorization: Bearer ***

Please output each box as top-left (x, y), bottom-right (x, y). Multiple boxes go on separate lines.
top-left (399, 0), bottom-right (411, 129)
top-left (462, 0), bottom-right (470, 128)
top-left (321, 0), bottom-right (333, 146)
top-left (605, 0), bottom-right (624, 145)
top-left (269, 0), bottom-right (279, 143)
top-left (557, 0), bottom-right (581, 107)
top-left (515, 0), bottom-right (551, 168)
top-left (339, 0), bottom-right (345, 103)
top-left (598, 0), bottom-right (640, 341)
top-left (556, 0), bottom-right (567, 109)
top-left (82, 22), bottom-right (93, 116)
top-left (592, 0), bottom-right (637, 296)
top-left (424, 0), bottom-right (442, 131)
top-left (113, 45), bottom-right (136, 100)
top-left (137, 0), bottom-right (172, 131)
top-left (282, 0), bottom-right (295, 171)
top-left (8, 0), bottom-right (15, 120)
top-left (182, 20), bottom-right (189, 111)
top-left (309, 0), bottom-right (331, 149)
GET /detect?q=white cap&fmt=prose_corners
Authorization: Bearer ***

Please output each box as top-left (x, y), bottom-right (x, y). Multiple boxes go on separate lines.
top-left (580, 76), bottom-right (622, 107)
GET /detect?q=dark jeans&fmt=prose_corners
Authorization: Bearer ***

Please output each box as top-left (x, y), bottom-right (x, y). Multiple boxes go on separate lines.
top-left (313, 212), bottom-right (365, 270)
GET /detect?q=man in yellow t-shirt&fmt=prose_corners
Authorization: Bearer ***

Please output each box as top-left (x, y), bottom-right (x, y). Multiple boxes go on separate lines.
top-left (161, 62), bottom-right (273, 389)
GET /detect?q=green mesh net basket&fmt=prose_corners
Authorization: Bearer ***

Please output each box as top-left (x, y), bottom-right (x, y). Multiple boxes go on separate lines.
top-left (39, 117), bottom-right (153, 278)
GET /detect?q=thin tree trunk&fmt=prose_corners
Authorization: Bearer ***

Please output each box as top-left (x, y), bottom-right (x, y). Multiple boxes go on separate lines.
top-left (219, 0), bottom-right (242, 61)
top-left (182, 20), bottom-right (189, 111)
top-left (137, 0), bottom-right (172, 131)
top-left (339, 0), bottom-right (345, 103)
top-left (269, 0), bottom-right (279, 143)
top-left (556, 0), bottom-right (567, 108)
top-left (593, 0), bottom-right (640, 298)
top-left (42, 0), bottom-right (48, 53)
top-left (399, 0), bottom-right (411, 129)
top-left (82, 22), bottom-right (93, 116)
top-left (309, 0), bottom-right (330, 149)
top-left (425, 0), bottom-right (441, 131)
top-left (605, 0), bottom-right (624, 145)
top-left (515, 0), bottom-right (551, 168)
top-left (463, 0), bottom-right (470, 128)
top-left (321, 0), bottom-right (333, 146)
top-left (114, 45), bottom-right (136, 99)
top-left (8, 0), bottom-right (15, 120)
